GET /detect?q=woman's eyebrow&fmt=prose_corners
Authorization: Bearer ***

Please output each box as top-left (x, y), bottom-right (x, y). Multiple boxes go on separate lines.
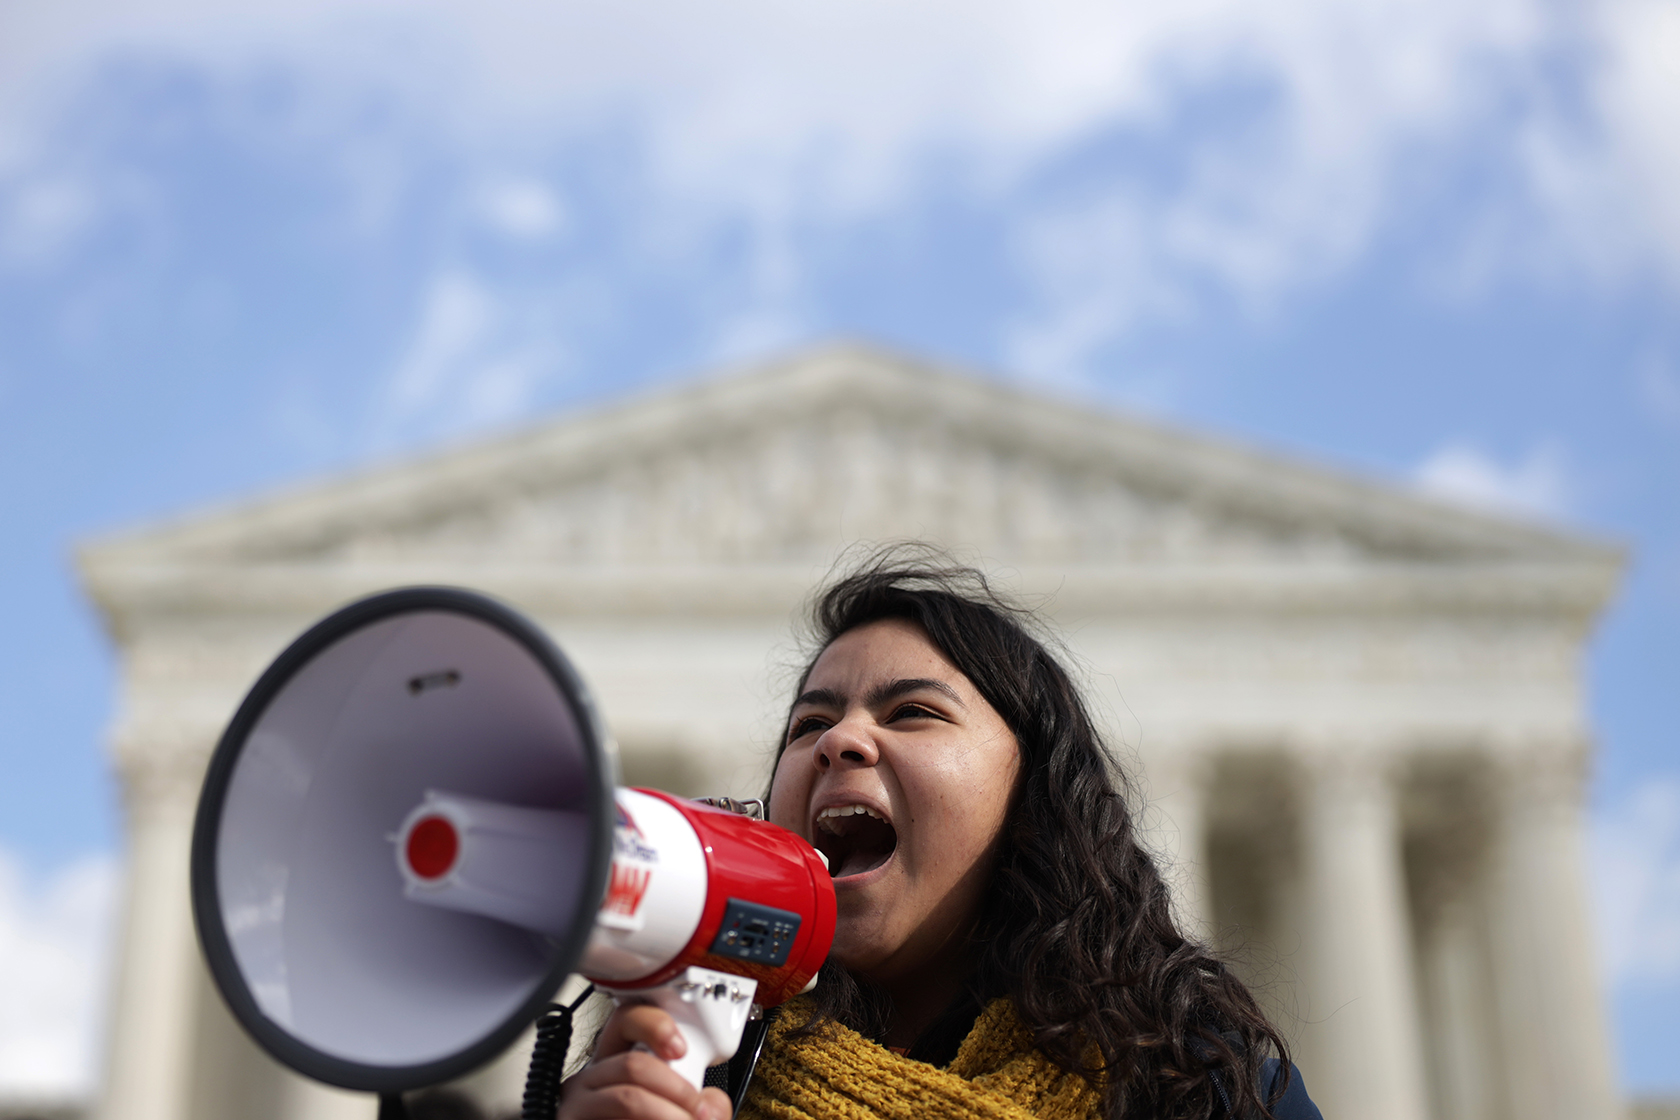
top-left (867, 677), bottom-right (966, 709)
top-left (792, 678), bottom-right (967, 711)
top-left (793, 687), bottom-right (845, 710)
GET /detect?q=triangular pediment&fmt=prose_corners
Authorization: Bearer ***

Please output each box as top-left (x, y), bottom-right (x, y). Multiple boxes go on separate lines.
top-left (82, 345), bottom-right (1618, 581)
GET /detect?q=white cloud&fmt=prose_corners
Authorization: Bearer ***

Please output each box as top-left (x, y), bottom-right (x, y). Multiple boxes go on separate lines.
top-left (0, 175), bottom-right (98, 266)
top-left (474, 177), bottom-right (565, 241)
top-left (386, 271), bottom-right (497, 418)
top-left (1595, 778), bottom-right (1680, 988)
top-left (0, 0), bottom-right (1675, 374)
top-left (1006, 186), bottom-right (1209, 382)
top-left (1590, 0), bottom-right (1680, 280)
top-left (377, 269), bottom-right (571, 446)
top-left (0, 848), bottom-right (119, 1102)
top-left (1412, 440), bottom-right (1573, 518)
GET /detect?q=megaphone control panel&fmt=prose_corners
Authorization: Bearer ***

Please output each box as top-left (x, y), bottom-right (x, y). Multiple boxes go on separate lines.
top-left (712, 898), bottom-right (803, 966)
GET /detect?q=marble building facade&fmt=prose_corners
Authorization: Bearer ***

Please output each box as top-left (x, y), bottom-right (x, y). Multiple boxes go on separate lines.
top-left (78, 345), bottom-right (1626, 1120)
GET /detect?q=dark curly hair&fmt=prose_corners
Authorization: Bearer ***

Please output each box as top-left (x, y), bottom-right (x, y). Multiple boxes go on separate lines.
top-left (769, 544), bottom-right (1289, 1120)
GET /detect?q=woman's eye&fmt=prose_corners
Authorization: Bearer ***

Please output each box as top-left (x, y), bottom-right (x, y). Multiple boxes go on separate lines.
top-left (888, 703), bottom-right (938, 722)
top-left (788, 716), bottom-right (830, 741)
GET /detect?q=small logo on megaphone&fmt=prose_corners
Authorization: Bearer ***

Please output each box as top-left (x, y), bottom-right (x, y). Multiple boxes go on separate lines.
top-left (613, 805), bottom-right (659, 863)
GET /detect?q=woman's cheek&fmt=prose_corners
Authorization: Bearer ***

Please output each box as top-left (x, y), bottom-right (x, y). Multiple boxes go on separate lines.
top-left (766, 753), bottom-right (805, 834)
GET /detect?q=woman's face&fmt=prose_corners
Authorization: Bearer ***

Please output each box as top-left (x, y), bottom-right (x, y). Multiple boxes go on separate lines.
top-left (768, 618), bottom-right (1021, 987)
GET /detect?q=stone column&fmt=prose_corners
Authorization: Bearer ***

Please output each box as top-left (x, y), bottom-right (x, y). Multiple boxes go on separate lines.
top-left (95, 748), bottom-right (206, 1120)
top-left (1296, 738), bottom-right (1430, 1120)
top-left (1416, 890), bottom-right (1503, 1120)
top-left (1146, 745), bottom-right (1214, 937)
top-left (1486, 736), bottom-right (1623, 1120)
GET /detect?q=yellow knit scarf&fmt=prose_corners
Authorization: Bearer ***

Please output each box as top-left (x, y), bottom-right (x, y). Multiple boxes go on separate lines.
top-left (737, 998), bottom-right (1103, 1120)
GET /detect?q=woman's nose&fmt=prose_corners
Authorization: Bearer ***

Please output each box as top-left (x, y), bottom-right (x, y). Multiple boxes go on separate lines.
top-left (812, 718), bottom-right (879, 770)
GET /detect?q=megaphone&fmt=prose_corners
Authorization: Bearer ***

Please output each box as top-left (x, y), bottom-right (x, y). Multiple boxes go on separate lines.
top-left (190, 587), bottom-right (835, 1108)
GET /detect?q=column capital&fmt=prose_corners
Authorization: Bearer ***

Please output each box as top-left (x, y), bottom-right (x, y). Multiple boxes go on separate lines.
top-left (1484, 728), bottom-right (1591, 813)
top-left (1290, 728), bottom-right (1409, 805)
top-left (112, 728), bottom-right (216, 825)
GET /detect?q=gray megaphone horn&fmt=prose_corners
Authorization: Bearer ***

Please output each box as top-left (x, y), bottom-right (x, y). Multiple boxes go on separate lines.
top-left (191, 588), bottom-right (834, 1118)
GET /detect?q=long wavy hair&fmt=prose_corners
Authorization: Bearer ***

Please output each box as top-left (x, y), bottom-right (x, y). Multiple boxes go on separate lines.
top-left (769, 545), bottom-right (1289, 1120)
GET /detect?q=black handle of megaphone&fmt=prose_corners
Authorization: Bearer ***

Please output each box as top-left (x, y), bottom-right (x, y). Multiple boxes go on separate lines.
top-left (379, 1093), bottom-right (408, 1120)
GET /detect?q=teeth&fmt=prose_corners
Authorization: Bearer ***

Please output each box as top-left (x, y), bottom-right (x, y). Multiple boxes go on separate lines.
top-left (816, 804), bottom-right (884, 822)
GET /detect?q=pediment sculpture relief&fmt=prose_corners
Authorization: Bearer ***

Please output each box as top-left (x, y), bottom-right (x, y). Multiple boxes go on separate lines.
top-left (246, 416), bottom-right (1369, 568)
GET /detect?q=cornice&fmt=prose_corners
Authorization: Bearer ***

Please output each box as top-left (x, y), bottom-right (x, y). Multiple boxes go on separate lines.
top-left (80, 557), bottom-right (1622, 642)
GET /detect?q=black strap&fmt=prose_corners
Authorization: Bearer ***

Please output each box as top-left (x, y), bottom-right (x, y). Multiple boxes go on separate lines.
top-left (723, 1010), bottom-right (778, 1113)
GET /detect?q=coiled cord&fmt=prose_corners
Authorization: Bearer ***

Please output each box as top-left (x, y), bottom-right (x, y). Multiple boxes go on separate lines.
top-left (522, 984), bottom-right (596, 1120)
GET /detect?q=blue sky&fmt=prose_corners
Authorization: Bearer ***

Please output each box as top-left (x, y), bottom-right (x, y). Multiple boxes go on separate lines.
top-left (1, 0), bottom-right (1677, 1100)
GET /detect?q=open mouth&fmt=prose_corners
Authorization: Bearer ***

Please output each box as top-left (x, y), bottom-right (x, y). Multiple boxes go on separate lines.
top-left (813, 804), bottom-right (898, 879)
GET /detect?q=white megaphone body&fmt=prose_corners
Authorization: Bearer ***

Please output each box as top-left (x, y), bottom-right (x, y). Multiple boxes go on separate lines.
top-left (190, 587), bottom-right (835, 1111)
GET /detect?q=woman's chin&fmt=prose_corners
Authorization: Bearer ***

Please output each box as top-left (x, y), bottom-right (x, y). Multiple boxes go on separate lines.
top-left (827, 926), bottom-right (898, 976)
top-left (828, 854), bottom-right (904, 965)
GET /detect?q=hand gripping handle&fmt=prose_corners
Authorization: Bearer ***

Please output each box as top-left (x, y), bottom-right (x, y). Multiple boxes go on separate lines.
top-left (603, 967), bottom-right (760, 1089)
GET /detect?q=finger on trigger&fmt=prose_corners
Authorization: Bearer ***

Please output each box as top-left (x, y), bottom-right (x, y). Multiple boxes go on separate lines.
top-left (615, 1005), bottom-right (686, 1061)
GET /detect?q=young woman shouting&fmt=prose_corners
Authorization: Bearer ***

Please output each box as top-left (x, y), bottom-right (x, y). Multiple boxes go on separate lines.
top-left (561, 549), bottom-right (1321, 1120)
